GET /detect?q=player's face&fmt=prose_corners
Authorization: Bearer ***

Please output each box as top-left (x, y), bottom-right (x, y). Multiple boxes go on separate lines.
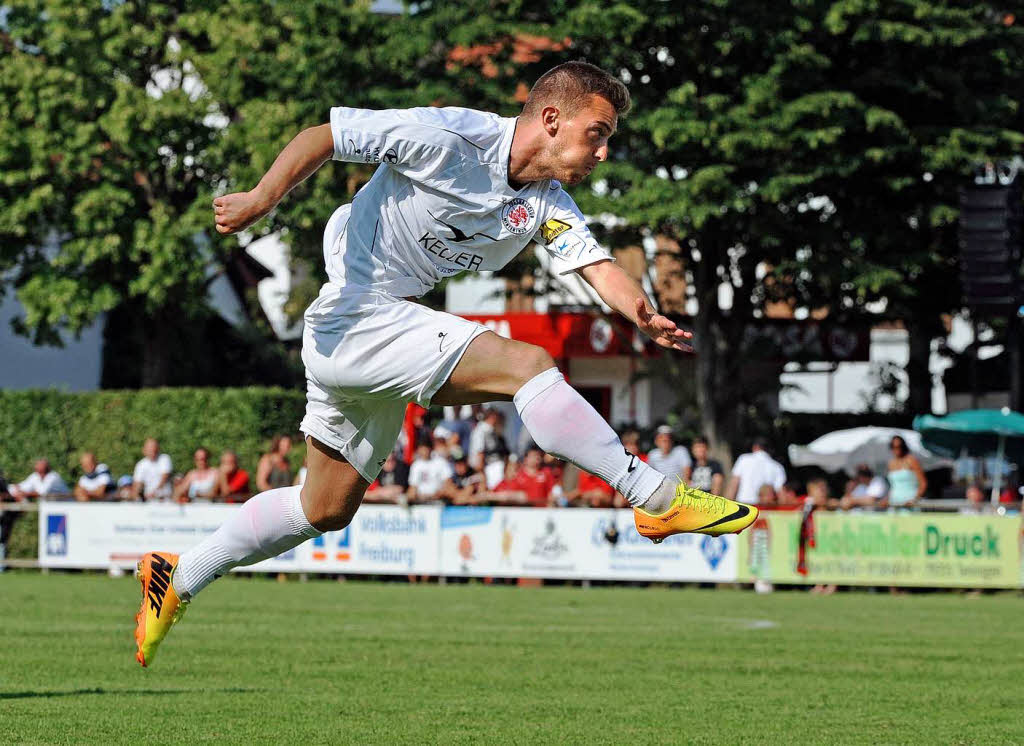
top-left (553, 94), bottom-right (617, 185)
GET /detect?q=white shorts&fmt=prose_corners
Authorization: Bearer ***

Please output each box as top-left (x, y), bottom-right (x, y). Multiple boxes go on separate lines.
top-left (299, 282), bottom-right (488, 482)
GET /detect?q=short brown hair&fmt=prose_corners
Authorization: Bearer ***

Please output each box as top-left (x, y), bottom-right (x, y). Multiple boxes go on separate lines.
top-left (522, 61), bottom-right (631, 119)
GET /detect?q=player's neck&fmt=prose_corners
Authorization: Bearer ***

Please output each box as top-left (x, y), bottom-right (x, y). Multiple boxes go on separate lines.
top-left (507, 118), bottom-right (551, 189)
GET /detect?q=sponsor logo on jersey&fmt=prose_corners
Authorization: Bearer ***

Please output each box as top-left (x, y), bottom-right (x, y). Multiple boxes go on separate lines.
top-left (350, 140), bottom-right (399, 165)
top-left (418, 232), bottom-right (484, 271)
top-left (539, 218), bottom-right (571, 244)
top-left (501, 197), bottom-right (535, 235)
top-left (551, 233), bottom-right (585, 258)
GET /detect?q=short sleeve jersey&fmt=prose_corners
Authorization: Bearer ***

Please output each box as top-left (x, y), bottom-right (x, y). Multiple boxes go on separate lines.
top-left (324, 106), bottom-right (613, 297)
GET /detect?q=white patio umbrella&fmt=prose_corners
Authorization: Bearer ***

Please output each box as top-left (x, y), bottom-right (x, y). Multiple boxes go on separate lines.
top-left (788, 427), bottom-right (954, 476)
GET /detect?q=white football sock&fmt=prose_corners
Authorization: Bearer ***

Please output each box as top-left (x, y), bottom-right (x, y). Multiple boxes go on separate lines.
top-left (172, 485), bottom-right (321, 600)
top-left (514, 367), bottom-right (675, 513)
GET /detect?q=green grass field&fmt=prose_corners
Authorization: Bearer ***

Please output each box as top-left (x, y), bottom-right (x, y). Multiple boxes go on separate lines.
top-left (2, 573), bottom-right (1022, 745)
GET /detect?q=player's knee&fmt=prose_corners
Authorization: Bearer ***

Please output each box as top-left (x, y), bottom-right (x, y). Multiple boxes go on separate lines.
top-left (517, 344), bottom-right (557, 383)
top-left (301, 485), bottom-right (360, 532)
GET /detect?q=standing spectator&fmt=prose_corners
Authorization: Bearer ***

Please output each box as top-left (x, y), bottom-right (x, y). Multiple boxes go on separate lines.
top-left (726, 438), bottom-right (786, 505)
top-left (646, 425), bottom-right (692, 482)
top-left (214, 450), bottom-right (250, 500)
top-left (437, 405), bottom-right (475, 455)
top-left (74, 451), bottom-right (113, 501)
top-left (10, 458), bottom-right (69, 499)
top-left (131, 438), bottom-right (173, 501)
top-left (0, 471), bottom-right (14, 570)
top-left (407, 443), bottom-right (453, 502)
top-left (174, 447), bottom-right (219, 502)
top-left (256, 434), bottom-right (293, 492)
top-left (468, 408), bottom-right (510, 488)
top-left (688, 436), bottom-right (724, 495)
top-left (840, 464), bottom-right (889, 510)
top-left (365, 451), bottom-right (410, 503)
top-left (886, 435), bottom-right (927, 508)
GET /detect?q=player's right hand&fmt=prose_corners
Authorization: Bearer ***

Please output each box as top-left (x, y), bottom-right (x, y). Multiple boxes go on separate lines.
top-left (213, 190), bottom-right (271, 234)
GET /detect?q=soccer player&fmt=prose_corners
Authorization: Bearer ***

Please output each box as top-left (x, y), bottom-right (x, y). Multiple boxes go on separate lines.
top-left (135, 61), bottom-right (758, 666)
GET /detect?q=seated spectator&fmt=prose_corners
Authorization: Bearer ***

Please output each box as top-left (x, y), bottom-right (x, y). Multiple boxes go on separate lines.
top-left (510, 447), bottom-right (557, 507)
top-left (570, 470), bottom-right (615, 508)
top-left (366, 451), bottom-right (410, 503)
top-left (174, 447), bottom-right (219, 502)
top-left (757, 484), bottom-right (777, 508)
top-left (776, 480), bottom-right (804, 508)
top-left (441, 456), bottom-right (485, 505)
top-left (647, 425), bottom-right (692, 482)
top-left (840, 464), bottom-right (888, 511)
top-left (688, 436), bottom-right (724, 495)
top-left (486, 459), bottom-right (529, 505)
top-left (959, 483), bottom-right (993, 515)
top-left (215, 450), bottom-right (251, 501)
top-left (131, 438), bottom-right (173, 501)
top-left (10, 458), bottom-right (68, 499)
top-left (408, 443), bottom-right (453, 502)
top-left (804, 477), bottom-right (834, 509)
top-left (256, 434), bottom-right (293, 491)
top-left (74, 451), bottom-right (114, 501)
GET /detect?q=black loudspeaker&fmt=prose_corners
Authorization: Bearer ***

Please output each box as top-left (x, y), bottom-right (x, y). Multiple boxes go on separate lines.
top-left (959, 183), bottom-right (1023, 308)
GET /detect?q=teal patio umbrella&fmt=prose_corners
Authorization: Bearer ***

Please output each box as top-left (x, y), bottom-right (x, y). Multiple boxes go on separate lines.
top-left (913, 408), bottom-right (1024, 502)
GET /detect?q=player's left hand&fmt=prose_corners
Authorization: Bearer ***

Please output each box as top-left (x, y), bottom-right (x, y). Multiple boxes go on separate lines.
top-left (634, 297), bottom-right (693, 352)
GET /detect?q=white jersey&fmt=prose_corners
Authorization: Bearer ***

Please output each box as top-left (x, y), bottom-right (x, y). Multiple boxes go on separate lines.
top-left (319, 105), bottom-right (613, 299)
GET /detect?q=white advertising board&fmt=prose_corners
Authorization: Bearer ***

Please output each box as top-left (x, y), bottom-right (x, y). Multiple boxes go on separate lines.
top-left (438, 507), bottom-right (737, 582)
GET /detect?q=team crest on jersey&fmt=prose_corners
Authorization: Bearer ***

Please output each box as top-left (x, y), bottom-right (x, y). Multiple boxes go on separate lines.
top-left (502, 198), bottom-right (536, 235)
top-left (539, 218), bottom-right (571, 244)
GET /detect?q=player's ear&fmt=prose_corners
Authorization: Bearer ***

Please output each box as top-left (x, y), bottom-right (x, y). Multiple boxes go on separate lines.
top-left (541, 105), bottom-right (560, 136)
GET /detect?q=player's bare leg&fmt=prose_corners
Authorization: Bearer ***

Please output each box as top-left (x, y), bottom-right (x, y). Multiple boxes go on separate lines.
top-left (436, 332), bottom-right (757, 540)
top-left (134, 436), bottom-right (367, 666)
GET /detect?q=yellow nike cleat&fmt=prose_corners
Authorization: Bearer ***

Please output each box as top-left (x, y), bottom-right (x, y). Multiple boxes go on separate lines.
top-left (634, 484), bottom-right (758, 543)
top-left (134, 551), bottom-right (187, 667)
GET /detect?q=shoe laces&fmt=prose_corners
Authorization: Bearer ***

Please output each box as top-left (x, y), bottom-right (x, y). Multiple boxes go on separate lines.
top-left (674, 484), bottom-right (728, 515)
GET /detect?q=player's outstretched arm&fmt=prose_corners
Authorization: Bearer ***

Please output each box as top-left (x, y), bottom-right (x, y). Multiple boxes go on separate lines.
top-left (577, 260), bottom-right (693, 352)
top-left (213, 124), bottom-right (334, 235)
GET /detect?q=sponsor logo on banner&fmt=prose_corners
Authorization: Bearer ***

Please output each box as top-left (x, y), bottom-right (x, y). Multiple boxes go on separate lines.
top-left (313, 527), bottom-right (351, 562)
top-left (502, 198), bottom-right (535, 235)
top-left (46, 514), bottom-right (68, 556)
top-left (530, 518), bottom-right (569, 560)
top-left (700, 535), bottom-right (728, 570)
top-left (500, 515), bottom-right (515, 566)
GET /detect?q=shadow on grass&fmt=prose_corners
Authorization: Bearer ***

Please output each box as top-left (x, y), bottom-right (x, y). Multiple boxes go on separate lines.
top-left (0, 686), bottom-right (260, 700)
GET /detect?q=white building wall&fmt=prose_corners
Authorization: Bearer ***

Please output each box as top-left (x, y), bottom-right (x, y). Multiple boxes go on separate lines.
top-left (567, 356), bottom-right (652, 427)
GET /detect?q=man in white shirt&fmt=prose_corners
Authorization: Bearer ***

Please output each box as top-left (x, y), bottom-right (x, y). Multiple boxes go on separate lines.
top-left (726, 439), bottom-right (787, 505)
top-left (407, 443), bottom-right (454, 502)
top-left (137, 62), bottom-right (758, 667)
top-left (10, 458), bottom-right (68, 499)
top-left (74, 451), bottom-right (114, 501)
top-left (646, 425), bottom-right (692, 483)
top-left (131, 438), bottom-right (173, 501)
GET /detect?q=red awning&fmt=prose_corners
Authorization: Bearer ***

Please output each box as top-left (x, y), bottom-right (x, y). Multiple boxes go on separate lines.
top-left (460, 312), bottom-right (652, 359)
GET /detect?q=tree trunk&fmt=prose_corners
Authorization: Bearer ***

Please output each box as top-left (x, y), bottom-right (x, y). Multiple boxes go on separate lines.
top-left (140, 312), bottom-right (172, 387)
top-left (905, 318), bottom-right (933, 415)
top-left (692, 237), bottom-right (733, 464)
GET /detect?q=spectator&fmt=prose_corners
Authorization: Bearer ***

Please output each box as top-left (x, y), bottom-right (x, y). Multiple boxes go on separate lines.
top-left (408, 443), bottom-right (453, 502)
top-left (570, 469), bottom-right (615, 508)
top-left (777, 480), bottom-right (804, 509)
top-left (688, 436), bottom-right (724, 495)
top-left (173, 447), bottom-right (219, 502)
top-left (10, 458), bottom-right (69, 499)
top-left (468, 408), bottom-right (510, 488)
top-left (726, 438), bottom-right (786, 505)
top-left (959, 484), bottom-right (992, 515)
top-left (840, 464), bottom-right (888, 510)
top-left (886, 435), bottom-right (926, 509)
top-left (256, 434), bottom-right (293, 492)
top-left (215, 450), bottom-right (251, 500)
top-left (441, 456), bottom-right (485, 505)
top-left (0, 471), bottom-right (14, 569)
top-left (131, 438), bottom-right (173, 501)
top-left (488, 459), bottom-right (529, 505)
top-left (647, 425), bottom-right (692, 482)
top-left (437, 405), bottom-right (475, 453)
top-left (805, 477), bottom-right (833, 509)
top-left (757, 484), bottom-right (777, 508)
top-left (615, 430), bottom-right (647, 507)
top-left (73, 451), bottom-right (114, 501)
top-left (511, 447), bottom-right (557, 507)
top-left (430, 428), bottom-right (452, 460)
top-left (366, 451), bottom-right (410, 503)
